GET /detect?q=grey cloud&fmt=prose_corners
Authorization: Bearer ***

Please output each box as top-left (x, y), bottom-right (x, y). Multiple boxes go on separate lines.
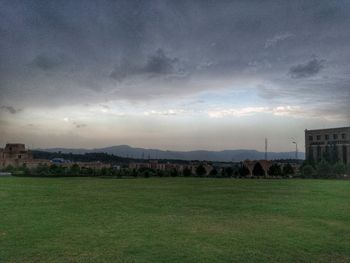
top-left (289, 58), bottom-right (325, 78)
top-left (110, 49), bottom-right (179, 81)
top-left (31, 53), bottom-right (64, 71)
top-left (0, 106), bottom-right (22, 114)
top-left (0, 0), bottom-right (349, 118)
top-left (265, 33), bottom-right (293, 48)
top-left (143, 49), bottom-right (179, 75)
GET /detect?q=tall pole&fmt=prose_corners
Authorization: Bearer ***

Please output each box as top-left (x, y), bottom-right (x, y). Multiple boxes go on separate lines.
top-left (292, 141), bottom-right (298, 160)
top-left (291, 137), bottom-right (298, 160)
top-left (265, 138), bottom-right (268, 160)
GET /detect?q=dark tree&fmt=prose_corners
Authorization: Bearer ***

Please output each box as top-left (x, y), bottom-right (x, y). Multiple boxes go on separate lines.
top-left (196, 165), bottom-right (207, 177)
top-left (224, 167), bottom-right (234, 178)
top-left (183, 167), bottom-right (192, 177)
top-left (252, 163), bottom-right (265, 177)
top-left (170, 168), bottom-right (179, 177)
top-left (268, 164), bottom-right (282, 176)
top-left (209, 168), bottom-right (218, 177)
top-left (282, 163), bottom-right (294, 176)
top-left (301, 164), bottom-right (315, 178)
top-left (315, 159), bottom-right (331, 178)
top-left (239, 165), bottom-right (250, 177)
top-left (69, 164), bottom-right (80, 176)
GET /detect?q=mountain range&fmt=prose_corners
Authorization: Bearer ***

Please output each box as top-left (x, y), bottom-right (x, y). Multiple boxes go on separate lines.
top-left (39, 145), bottom-right (305, 162)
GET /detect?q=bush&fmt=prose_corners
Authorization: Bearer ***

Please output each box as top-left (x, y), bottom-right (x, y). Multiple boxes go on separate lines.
top-left (315, 159), bottom-right (332, 178)
top-left (209, 168), bottom-right (218, 177)
top-left (69, 164), bottom-right (80, 176)
top-left (268, 164), bottom-right (282, 177)
top-left (183, 167), bottom-right (192, 177)
top-left (239, 165), bottom-right (250, 177)
top-left (224, 167), bottom-right (234, 178)
top-left (332, 162), bottom-right (346, 177)
top-left (282, 163), bottom-right (294, 177)
top-left (170, 168), bottom-right (179, 177)
top-left (196, 165), bottom-right (207, 177)
top-left (301, 164), bottom-right (315, 178)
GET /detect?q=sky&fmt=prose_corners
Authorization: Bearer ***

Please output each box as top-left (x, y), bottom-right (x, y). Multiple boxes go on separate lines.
top-left (0, 0), bottom-right (349, 152)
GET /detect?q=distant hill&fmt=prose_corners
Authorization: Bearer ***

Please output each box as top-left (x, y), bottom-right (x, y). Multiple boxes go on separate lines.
top-left (39, 145), bottom-right (305, 162)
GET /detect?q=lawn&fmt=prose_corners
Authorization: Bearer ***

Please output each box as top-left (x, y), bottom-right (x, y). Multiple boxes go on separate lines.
top-left (0, 177), bottom-right (349, 262)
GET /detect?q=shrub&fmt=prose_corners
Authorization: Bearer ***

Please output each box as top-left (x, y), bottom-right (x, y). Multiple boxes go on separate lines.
top-left (332, 162), bottom-right (346, 177)
top-left (183, 167), bottom-right (192, 177)
top-left (196, 165), bottom-right (207, 177)
top-left (315, 159), bottom-right (332, 178)
top-left (224, 167), bottom-right (234, 178)
top-left (301, 164), bottom-right (315, 178)
top-left (282, 163), bottom-right (294, 177)
top-left (239, 165), bottom-right (250, 177)
top-left (209, 168), bottom-right (218, 177)
top-left (170, 168), bottom-right (179, 177)
top-left (268, 164), bottom-right (282, 177)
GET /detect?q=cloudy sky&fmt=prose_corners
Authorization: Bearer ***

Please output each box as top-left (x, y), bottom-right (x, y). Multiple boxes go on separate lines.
top-left (0, 0), bottom-right (349, 152)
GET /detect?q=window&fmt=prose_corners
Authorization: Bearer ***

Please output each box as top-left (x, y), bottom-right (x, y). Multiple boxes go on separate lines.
top-left (317, 135), bottom-right (321, 140)
top-left (325, 134), bottom-right (329, 140)
top-left (333, 134), bottom-right (338, 140)
top-left (342, 133), bottom-right (346, 139)
top-left (309, 135), bottom-right (313, 141)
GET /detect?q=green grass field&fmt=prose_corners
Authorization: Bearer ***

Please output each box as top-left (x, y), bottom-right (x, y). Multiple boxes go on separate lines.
top-left (0, 177), bottom-right (349, 262)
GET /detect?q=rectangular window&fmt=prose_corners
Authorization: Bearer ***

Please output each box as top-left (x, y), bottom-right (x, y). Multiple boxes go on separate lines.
top-left (325, 134), bottom-right (329, 140)
top-left (317, 135), bottom-right (321, 140)
top-left (342, 133), bottom-right (346, 139)
top-left (309, 135), bottom-right (313, 141)
top-left (333, 134), bottom-right (338, 140)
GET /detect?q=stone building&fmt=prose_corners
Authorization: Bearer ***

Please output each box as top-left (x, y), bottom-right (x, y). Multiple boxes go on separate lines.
top-left (305, 127), bottom-right (350, 164)
top-left (0, 143), bottom-right (50, 169)
top-left (0, 143), bottom-right (32, 168)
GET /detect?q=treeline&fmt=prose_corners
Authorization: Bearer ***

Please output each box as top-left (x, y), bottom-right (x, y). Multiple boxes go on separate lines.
top-left (32, 151), bottom-right (130, 164)
top-left (32, 151), bottom-right (201, 165)
top-left (3, 163), bottom-right (294, 178)
top-left (3, 160), bottom-right (349, 179)
top-left (300, 160), bottom-right (349, 178)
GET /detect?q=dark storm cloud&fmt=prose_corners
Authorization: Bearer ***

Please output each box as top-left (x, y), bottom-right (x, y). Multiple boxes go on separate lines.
top-left (289, 58), bottom-right (325, 79)
top-left (0, 106), bottom-right (22, 114)
top-left (0, 0), bottom-right (349, 119)
top-left (110, 49), bottom-right (179, 81)
top-left (31, 53), bottom-right (65, 71)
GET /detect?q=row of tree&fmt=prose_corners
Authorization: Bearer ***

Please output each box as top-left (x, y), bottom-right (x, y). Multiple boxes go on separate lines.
top-left (3, 163), bottom-right (292, 178)
top-left (300, 160), bottom-right (349, 178)
top-left (3, 160), bottom-right (349, 178)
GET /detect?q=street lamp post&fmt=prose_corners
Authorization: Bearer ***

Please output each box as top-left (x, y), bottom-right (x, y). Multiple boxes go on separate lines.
top-left (292, 141), bottom-right (298, 160)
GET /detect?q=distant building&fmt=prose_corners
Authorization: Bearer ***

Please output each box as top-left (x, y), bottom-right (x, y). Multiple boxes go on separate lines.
top-left (305, 127), bottom-right (350, 164)
top-left (0, 143), bottom-right (50, 168)
top-left (0, 143), bottom-right (33, 168)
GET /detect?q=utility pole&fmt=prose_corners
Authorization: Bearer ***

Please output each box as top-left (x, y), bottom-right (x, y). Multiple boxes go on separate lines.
top-left (265, 138), bottom-right (268, 160)
top-left (291, 137), bottom-right (298, 160)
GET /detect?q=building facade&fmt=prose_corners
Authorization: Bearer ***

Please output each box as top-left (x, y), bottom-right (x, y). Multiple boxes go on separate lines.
top-left (0, 143), bottom-right (51, 169)
top-left (0, 143), bottom-right (32, 168)
top-left (305, 127), bottom-right (350, 164)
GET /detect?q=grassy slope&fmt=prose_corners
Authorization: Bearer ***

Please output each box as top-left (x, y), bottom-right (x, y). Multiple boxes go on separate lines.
top-left (0, 177), bottom-right (349, 263)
